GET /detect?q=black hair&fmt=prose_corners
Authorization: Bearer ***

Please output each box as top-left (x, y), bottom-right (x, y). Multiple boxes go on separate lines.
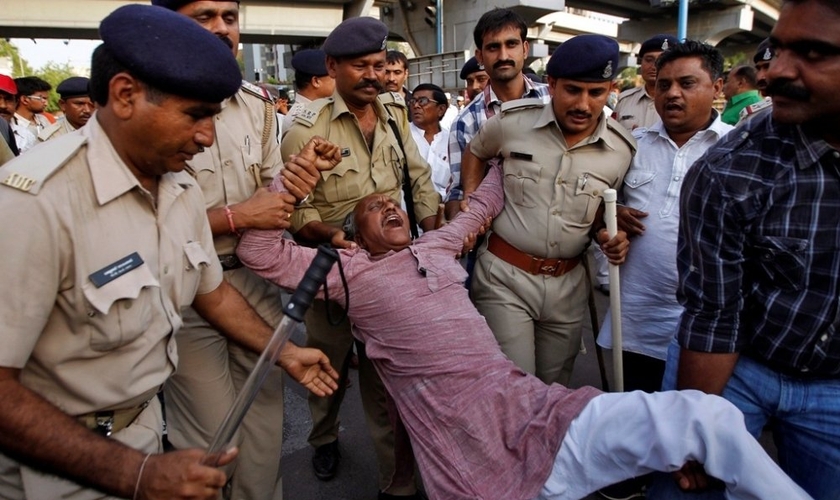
top-left (295, 70), bottom-right (316, 91)
top-left (473, 8), bottom-right (527, 49)
top-left (13, 76), bottom-right (51, 96)
top-left (655, 40), bottom-right (724, 81)
top-left (729, 65), bottom-right (758, 88)
top-left (412, 83), bottom-right (448, 106)
top-left (386, 50), bottom-right (408, 68)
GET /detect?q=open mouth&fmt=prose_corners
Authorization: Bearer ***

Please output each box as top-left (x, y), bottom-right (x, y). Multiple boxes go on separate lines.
top-left (383, 213), bottom-right (403, 228)
top-left (664, 102), bottom-right (683, 111)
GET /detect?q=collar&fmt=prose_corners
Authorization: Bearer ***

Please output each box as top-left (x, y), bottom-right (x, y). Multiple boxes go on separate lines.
top-left (649, 109), bottom-right (731, 143)
top-left (794, 124), bottom-right (839, 170)
top-left (484, 77), bottom-right (546, 109)
top-left (330, 92), bottom-right (389, 123)
top-left (728, 90), bottom-right (761, 106)
top-left (533, 105), bottom-right (616, 150)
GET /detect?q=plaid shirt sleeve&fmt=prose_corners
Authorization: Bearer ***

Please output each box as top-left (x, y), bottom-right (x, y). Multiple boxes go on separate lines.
top-left (447, 106), bottom-right (480, 202)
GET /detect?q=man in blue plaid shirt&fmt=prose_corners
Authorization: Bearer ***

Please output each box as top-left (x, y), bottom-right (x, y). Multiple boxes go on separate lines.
top-left (653, 1), bottom-right (840, 499)
top-left (445, 8), bottom-right (550, 218)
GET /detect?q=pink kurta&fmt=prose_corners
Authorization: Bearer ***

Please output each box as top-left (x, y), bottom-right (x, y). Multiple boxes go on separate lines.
top-left (238, 164), bottom-right (600, 499)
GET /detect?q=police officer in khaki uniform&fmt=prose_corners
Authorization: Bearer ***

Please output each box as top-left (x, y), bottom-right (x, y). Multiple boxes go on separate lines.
top-left (38, 77), bottom-right (94, 142)
top-left (283, 17), bottom-right (440, 500)
top-left (150, 1), bottom-right (295, 499)
top-left (462, 34), bottom-right (635, 386)
top-left (284, 49), bottom-right (335, 133)
top-left (614, 34), bottom-right (679, 131)
top-left (0, 5), bottom-right (337, 500)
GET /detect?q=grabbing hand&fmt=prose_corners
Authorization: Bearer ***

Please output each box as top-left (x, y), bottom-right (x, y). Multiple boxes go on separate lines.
top-left (277, 344), bottom-right (340, 397)
top-left (330, 229), bottom-right (357, 250)
top-left (672, 460), bottom-right (722, 492)
top-left (596, 228), bottom-right (630, 265)
top-left (135, 448), bottom-right (236, 500)
top-left (235, 188), bottom-right (296, 230)
top-left (282, 136), bottom-right (342, 201)
top-left (616, 205), bottom-right (648, 237)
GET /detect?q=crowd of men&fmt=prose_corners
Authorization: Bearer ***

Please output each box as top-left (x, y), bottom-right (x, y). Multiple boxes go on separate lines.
top-left (0, 0), bottom-right (837, 499)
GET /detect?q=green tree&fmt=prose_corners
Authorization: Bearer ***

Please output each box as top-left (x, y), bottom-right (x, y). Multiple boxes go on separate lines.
top-left (35, 62), bottom-right (79, 112)
top-left (0, 39), bottom-right (34, 77)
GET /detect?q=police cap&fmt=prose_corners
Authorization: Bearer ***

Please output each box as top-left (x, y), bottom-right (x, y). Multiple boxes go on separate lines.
top-left (546, 34), bottom-right (619, 82)
top-left (459, 56), bottom-right (484, 80)
top-left (56, 77), bottom-right (90, 99)
top-left (0, 75), bottom-right (16, 96)
top-left (151, 0), bottom-right (239, 10)
top-left (322, 17), bottom-right (388, 58)
top-left (754, 38), bottom-right (775, 64)
top-left (292, 49), bottom-right (328, 77)
top-left (639, 34), bottom-right (679, 57)
top-left (99, 4), bottom-right (242, 103)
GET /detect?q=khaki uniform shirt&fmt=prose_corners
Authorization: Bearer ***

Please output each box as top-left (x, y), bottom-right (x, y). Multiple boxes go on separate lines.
top-left (0, 119), bottom-right (222, 416)
top-left (38, 118), bottom-right (76, 142)
top-left (0, 135), bottom-right (13, 166)
top-left (470, 99), bottom-right (636, 259)
top-left (186, 83), bottom-right (282, 256)
top-left (613, 86), bottom-right (658, 131)
top-left (283, 92), bottom-right (440, 229)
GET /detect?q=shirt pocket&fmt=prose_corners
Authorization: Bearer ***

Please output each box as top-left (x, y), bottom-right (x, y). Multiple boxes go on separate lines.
top-left (564, 171), bottom-right (611, 226)
top-left (82, 262), bottom-right (161, 352)
top-left (181, 241), bottom-right (212, 306)
top-left (622, 169), bottom-right (657, 212)
top-left (321, 155), bottom-right (363, 203)
top-left (746, 235), bottom-right (809, 291)
top-left (503, 158), bottom-right (541, 208)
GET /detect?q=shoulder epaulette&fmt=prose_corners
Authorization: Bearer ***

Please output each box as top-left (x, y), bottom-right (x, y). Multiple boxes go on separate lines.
top-left (606, 116), bottom-right (637, 152)
top-left (0, 133), bottom-right (86, 195)
top-left (379, 91), bottom-right (406, 108)
top-left (500, 97), bottom-right (545, 115)
top-left (293, 97), bottom-right (334, 128)
top-left (240, 80), bottom-right (272, 102)
top-left (739, 98), bottom-right (773, 121)
top-left (38, 122), bottom-right (62, 142)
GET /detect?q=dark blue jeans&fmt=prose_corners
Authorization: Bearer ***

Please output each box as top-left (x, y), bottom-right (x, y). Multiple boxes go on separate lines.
top-left (649, 341), bottom-right (840, 500)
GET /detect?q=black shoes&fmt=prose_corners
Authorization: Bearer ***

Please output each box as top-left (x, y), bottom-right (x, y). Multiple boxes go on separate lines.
top-left (312, 440), bottom-right (340, 481)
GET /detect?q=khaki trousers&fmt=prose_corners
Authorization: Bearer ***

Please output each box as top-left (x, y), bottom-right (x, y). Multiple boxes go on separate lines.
top-left (305, 299), bottom-right (416, 495)
top-left (164, 267), bottom-right (286, 500)
top-left (0, 397), bottom-right (163, 500)
top-left (472, 244), bottom-right (589, 386)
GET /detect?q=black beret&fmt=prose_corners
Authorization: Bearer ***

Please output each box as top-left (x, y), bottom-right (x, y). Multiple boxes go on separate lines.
top-left (639, 34), bottom-right (679, 57)
top-left (322, 17), bottom-right (388, 58)
top-left (754, 38), bottom-right (775, 64)
top-left (546, 34), bottom-right (619, 82)
top-left (292, 49), bottom-right (328, 76)
top-left (56, 77), bottom-right (90, 99)
top-left (99, 4), bottom-right (242, 103)
top-left (459, 56), bottom-right (484, 80)
top-left (151, 0), bottom-right (239, 10)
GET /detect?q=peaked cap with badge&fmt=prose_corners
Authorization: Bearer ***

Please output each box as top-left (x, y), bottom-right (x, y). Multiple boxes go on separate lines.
top-left (100, 4), bottom-right (242, 103)
top-left (753, 38), bottom-right (775, 64)
top-left (322, 17), bottom-right (389, 58)
top-left (639, 34), bottom-right (680, 57)
top-left (546, 34), bottom-right (619, 82)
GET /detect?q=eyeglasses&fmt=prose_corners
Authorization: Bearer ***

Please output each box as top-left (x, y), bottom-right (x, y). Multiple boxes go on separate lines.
top-left (26, 95), bottom-right (48, 102)
top-left (408, 97), bottom-right (440, 107)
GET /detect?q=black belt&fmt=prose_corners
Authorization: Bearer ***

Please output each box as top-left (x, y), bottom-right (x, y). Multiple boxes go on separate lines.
top-left (218, 254), bottom-right (243, 271)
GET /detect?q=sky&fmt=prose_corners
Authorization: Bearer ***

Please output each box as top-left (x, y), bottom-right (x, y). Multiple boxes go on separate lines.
top-left (11, 38), bottom-right (102, 73)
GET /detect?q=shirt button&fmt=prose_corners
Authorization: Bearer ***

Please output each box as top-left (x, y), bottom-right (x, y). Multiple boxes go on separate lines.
top-left (673, 176), bottom-right (680, 181)
top-left (550, 242), bottom-right (557, 247)
top-left (224, 160), bottom-right (232, 166)
top-left (821, 333), bottom-right (829, 342)
top-left (163, 265), bottom-right (169, 274)
top-left (552, 210), bottom-right (559, 216)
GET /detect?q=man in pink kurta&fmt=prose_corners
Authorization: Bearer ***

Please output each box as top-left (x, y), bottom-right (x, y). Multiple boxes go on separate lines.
top-left (238, 144), bottom-right (812, 500)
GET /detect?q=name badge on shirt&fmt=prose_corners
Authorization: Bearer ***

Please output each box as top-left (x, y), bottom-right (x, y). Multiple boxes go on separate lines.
top-left (510, 151), bottom-right (533, 161)
top-left (89, 252), bottom-right (144, 288)
top-left (341, 147), bottom-right (351, 157)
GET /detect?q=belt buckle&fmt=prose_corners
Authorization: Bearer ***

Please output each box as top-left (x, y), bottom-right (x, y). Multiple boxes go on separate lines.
top-left (219, 254), bottom-right (239, 270)
top-left (95, 411), bottom-right (115, 437)
top-left (540, 263), bottom-right (558, 275)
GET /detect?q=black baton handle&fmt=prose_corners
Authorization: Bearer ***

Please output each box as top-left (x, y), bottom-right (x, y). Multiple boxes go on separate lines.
top-left (283, 245), bottom-right (338, 322)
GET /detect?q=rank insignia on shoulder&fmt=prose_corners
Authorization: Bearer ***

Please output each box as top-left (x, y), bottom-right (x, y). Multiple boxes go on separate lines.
top-left (240, 80), bottom-right (272, 102)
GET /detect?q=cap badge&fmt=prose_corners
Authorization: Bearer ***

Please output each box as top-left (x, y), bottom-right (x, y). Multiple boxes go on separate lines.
top-left (602, 60), bottom-right (613, 79)
top-left (763, 48), bottom-right (772, 61)
top-left (380, 36), bottom-right (387, 51)
top-left (661, 39), bottom-right (670, 51)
